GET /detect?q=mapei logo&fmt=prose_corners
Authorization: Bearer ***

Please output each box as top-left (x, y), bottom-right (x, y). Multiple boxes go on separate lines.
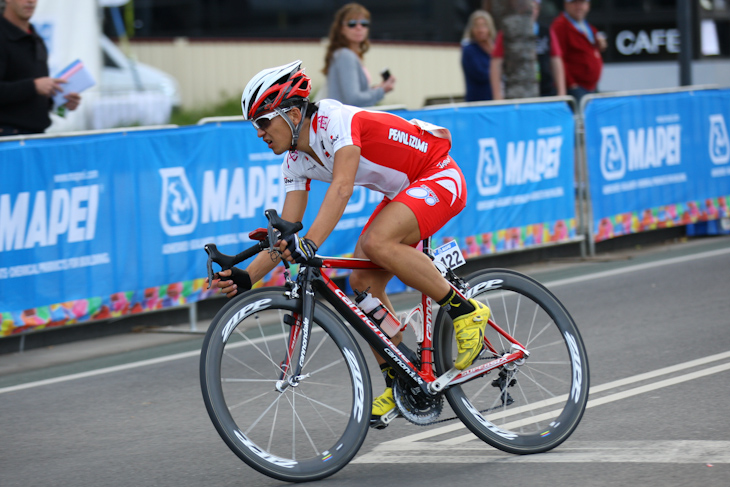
top-left (599, 121), bottom-right (682, 181)
top-left (599, 126), bottom-right (627, 181)
top-left (159, 168), bottom-right (199, 236)
top-left (158, 164), bottom-right (286, 238)
top-left (709, 114), bottom-right (730, 165)
top-left (476, 135), bottom-right (562, 196)
top-left (476, 138), bottom-right (502, 196)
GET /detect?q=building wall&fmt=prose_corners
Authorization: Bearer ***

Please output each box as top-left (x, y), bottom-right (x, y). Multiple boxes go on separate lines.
top-left (129, 38), bottom-right (730, 111)
top-left (129, 39), bottom-right (465, 110)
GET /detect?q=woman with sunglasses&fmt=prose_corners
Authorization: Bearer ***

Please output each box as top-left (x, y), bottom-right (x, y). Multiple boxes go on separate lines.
top-left (322, 3), bottom-right (395, 107)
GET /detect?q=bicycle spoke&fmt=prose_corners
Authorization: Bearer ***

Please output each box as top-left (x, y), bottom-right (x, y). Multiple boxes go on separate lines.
top-left (291, 388), bottom-right (351, 417)
top-left (285, 393), bottom-right (322, 458)
top-left (223, 349), bottom-right (276, 378)
top-left (233, 327), bottom-right (287, 371)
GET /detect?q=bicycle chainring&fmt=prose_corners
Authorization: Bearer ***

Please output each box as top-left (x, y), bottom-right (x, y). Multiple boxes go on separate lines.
top-left (392, 377), bottom-right (443, 426)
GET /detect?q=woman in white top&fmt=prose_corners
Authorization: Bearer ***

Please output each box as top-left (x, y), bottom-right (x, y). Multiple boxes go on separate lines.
top-left (322, 3), bottom-right (395, 107)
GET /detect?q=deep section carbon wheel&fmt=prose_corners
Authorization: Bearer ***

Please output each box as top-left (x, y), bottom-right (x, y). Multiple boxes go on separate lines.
top-left (200, 289), bottom-right (372, 482)
top-left (434, 269), bottom-right (589, 454)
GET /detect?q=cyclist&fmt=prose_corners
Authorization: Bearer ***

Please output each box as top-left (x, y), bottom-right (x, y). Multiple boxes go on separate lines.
top-left (210, 60), bottom-right (490, 421)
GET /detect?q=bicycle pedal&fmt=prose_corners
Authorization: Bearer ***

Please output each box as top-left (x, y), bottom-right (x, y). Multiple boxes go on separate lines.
top-left (369, 408), bottom-right (400, 429)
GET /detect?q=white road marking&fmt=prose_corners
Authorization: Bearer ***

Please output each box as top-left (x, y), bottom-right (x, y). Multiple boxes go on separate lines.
top-left (352, 351), bottom-right (730, 463)
top-left (353, 441), bottom-right (730, 464)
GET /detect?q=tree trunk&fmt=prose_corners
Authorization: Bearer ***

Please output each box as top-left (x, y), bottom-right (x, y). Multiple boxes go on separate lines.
top-left (485, 0), bottom-right (538, 99)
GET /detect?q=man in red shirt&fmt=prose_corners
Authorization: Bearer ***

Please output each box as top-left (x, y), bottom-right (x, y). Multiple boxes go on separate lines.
top-left (550, 0), bottom-right (606, 104)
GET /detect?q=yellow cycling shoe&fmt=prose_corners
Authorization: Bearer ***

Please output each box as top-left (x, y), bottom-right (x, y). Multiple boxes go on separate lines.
top-left (371, 387), bottom-right (396, 417)
top-left (452, 299), bottom-right (490, 370)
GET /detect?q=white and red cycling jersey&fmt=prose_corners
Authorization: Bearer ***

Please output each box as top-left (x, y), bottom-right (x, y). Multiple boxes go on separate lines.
top-left (282, 99), bottom-right (467, 239)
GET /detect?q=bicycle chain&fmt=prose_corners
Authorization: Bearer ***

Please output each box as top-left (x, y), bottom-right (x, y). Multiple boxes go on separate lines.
top-left (402, 403), bottom-right (509, 426)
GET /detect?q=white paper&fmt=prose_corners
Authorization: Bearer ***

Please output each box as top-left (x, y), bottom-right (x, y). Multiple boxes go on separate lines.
top-left (52, 59), bottom-right (96, 107)
top-left (701, 19), bottom-right (720, 56)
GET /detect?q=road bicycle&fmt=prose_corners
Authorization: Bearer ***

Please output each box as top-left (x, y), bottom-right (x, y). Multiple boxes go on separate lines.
top-left (199, 209), bottom-right (589, 482)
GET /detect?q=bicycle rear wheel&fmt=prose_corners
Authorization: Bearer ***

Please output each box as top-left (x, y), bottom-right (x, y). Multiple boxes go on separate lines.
top-left (434, 269), bottom-right (589, 454)
top-left (200, 289), bottom-right (372, 482)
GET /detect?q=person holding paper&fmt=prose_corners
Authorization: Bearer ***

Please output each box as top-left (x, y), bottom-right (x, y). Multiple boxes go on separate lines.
top-left (0, 0), bottom-right (81, 136)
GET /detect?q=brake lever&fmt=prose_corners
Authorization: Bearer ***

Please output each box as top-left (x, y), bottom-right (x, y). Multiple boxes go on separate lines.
top-left (204, 244), bottom-right (217, 288)
top-left (267, 219), bottom-right (280, 256)
top-left (204, 242), bottom-right (238, 288)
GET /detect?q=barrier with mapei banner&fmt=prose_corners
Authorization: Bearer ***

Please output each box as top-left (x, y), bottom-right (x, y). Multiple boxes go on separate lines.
top-left (0, 100), bottom-right (578, 337)
top-left (0, 124), bottom-right (264, 336)
top-left (583, 87), bottom-right (730, 246)
top-left (398, 99), bottom-right (578, 258)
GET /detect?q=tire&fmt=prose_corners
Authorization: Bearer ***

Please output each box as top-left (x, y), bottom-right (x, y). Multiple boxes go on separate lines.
top-left (200, 288), bottom-right (372, 482)
top-left (434, 269), bottom-right (589, 454)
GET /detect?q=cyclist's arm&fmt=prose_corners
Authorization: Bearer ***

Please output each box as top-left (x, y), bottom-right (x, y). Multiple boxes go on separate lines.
top-left (302, 145), bottom-right (359, 247)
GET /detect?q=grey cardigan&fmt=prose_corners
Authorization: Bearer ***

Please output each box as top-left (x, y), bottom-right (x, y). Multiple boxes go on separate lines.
top-left (326, 48), bottom-right (384, 107)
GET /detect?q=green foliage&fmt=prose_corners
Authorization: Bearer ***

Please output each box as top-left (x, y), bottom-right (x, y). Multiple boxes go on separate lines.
top-left (170, 96), bottom-right (243, 126)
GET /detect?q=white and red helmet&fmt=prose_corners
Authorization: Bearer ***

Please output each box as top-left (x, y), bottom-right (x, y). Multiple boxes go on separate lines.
top-left (241, 60), bottom-right (311, 120)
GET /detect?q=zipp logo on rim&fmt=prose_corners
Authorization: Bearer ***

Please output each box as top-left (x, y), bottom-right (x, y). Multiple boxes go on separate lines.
top-left (466, 279), bottom-right (503, 298)
top-left (565, 331), bottom-right (584, 403)
top-left (343, 347), bottom-right (365, 422)
top-left (221, 298), bottom-right (272, 341)
top-left (462, 398), bottom-right (518, 440)
top-left (234, 430), bottom-right (297, 468)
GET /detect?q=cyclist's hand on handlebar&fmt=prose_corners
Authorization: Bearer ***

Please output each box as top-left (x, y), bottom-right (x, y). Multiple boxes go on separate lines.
top-left (206, 267), bottom-right (252, 298)
top-left (279, 234), bottom-right (318, 265)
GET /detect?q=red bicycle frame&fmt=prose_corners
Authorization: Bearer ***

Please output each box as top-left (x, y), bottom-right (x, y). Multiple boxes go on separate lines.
top-left (277, 239), bottom-right (528, 396)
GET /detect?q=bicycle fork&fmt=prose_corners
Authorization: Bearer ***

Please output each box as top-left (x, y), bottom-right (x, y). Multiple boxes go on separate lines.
top-left (275, 269), bottom-right (317, 392)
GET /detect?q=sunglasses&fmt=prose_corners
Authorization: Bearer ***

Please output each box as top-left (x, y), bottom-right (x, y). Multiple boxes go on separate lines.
top-left (346, 19), bottom-right (370, 28)
top-left (252, 107), bottom-right (292, 130)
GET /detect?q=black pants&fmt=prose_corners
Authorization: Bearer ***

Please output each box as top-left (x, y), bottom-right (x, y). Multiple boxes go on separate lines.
top-left (0, 125), bottom-right (37, 136)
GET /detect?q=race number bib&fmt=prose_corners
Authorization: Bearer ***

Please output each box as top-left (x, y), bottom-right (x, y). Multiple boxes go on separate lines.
top-left (433, 240), bottom-right (465, 271)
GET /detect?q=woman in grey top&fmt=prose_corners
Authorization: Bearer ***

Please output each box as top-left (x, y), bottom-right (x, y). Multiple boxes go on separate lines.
top-left (322, 3), bottom-right (395, 107)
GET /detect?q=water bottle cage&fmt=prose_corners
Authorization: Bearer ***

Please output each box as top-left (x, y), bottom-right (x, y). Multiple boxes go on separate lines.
top-left (367, 304), bottom-right (387, 326)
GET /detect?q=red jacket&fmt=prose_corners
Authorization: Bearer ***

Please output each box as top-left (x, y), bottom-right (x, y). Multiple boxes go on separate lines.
top-left (550, 13), bottom-right (603, 91)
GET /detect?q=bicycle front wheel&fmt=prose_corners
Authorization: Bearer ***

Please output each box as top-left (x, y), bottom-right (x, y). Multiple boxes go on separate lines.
top-left (434, 269), bottom-right (589, 454)
top-left (200, 289), bottom-right (372, 482)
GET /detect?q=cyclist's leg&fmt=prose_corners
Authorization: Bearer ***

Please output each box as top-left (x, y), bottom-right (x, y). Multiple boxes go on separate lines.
top-left (358, 201), bottom-right (449, 299)
top-left (359, 166), bottom-right (489, 370)
top-left (350, 235), bottom-right (420, 419)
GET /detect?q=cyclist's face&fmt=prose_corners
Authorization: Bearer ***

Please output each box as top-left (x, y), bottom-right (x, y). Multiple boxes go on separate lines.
top-left (254, 109), bottom-right (294, 155)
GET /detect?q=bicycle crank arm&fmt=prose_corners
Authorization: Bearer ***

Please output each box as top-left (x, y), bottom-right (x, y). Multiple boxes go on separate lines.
top-left (369, 408), bottom-right (400, 430)
top-left (428, 367), bottom-right (461, 394)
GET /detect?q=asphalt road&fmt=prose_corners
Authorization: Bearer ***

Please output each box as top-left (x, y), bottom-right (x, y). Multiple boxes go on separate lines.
top-left (1, 235), bottom-right (729, 487)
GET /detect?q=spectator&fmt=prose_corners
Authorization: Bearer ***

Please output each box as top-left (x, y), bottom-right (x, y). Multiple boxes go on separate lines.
top-left (0, 0), bottom-right (81, 136)
top-left (491, 0), bottom-right (566, 100)
top-left (322, 2), bottom-right (395, 107)
top-left (550, 0), bottom-right (606, 104)
top-left (461, 10), bottom-right (496, 102)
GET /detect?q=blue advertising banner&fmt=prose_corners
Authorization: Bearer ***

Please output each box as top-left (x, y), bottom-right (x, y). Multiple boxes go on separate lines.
top-left (583, 89), bottom-right (730, 241)
top-left (1, 101), bottom-right (577, 335)
top-left (400, 102), bottom-right (577, 256)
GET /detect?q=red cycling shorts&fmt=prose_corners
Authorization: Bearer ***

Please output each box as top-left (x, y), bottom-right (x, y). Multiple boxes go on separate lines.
top-left (362, 157), bottom-right (467, 241)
